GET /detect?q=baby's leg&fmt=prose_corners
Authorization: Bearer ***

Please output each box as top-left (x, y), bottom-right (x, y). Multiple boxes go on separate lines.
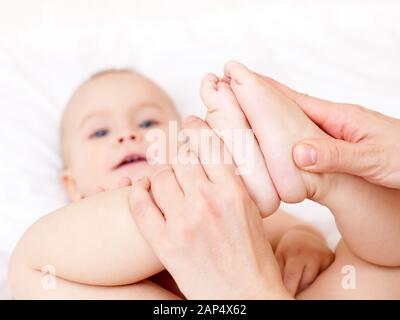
top-left (298, 239), bottom-right (400, 299)
top-left (8, 187), bottom-right (169, 298)
top-left (200, 73), bottom-right (280, 216)
top-left (10, 263), bottom-right (180, 299)
top-left (223, 61), bottom-right (400, 267)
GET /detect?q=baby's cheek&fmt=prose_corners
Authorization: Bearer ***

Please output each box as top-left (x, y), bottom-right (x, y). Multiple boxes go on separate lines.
top-left (74, 159), bottom-right (109, 194)
top-left (146, 126), bottom-right (179, 165)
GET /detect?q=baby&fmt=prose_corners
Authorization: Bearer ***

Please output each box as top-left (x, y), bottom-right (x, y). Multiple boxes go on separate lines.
top-left (8, 69), bottom-right (333, 299)
top-left (9, 65), bottom-right (400, 299)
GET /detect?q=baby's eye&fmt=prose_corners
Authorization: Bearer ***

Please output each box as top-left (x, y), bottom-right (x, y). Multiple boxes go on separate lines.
top-left (139, 119), bottom-right (159, 129)
top-left (90, 128), bottom-right (109, 139)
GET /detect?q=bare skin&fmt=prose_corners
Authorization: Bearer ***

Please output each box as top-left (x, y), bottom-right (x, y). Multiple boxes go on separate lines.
top-left (298, 240), bottom-right (400, 299)
top-left (260, 76), bottom-right (400, 189)
top-left (8, 184), bottom-right (330, 299)
top-left (9, 65), bottom-right (400, 299)
top-left (201, 73), bottom-right (280, 216)
top-left (8, 70), bottom-right (331, 299)
top-left (117, 63), bottom-right (400, 299)
top-left (220, 61), bottom-right (400, 267)
top-left (198, 61), bottom-right (400, 298)
top-left (59, 70), bottom-right (180, 201)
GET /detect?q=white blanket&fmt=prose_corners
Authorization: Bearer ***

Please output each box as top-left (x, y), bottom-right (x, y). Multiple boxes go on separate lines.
top-left (1, 0), bottom-right (400, 299)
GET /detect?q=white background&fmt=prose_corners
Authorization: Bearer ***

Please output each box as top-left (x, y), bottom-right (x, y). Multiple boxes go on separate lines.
top-left (1, 0), bottom-right (400, 299)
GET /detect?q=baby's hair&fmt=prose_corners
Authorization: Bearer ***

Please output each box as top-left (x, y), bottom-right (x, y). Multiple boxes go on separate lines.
top-left (85, 67), bottom-right (139, 83)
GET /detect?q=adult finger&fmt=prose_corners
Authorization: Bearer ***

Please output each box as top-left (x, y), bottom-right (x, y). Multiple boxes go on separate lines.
top-left (181, 115), bottom-right (236, 184)
top-left (172, 145), bottom-right (209, 194)
top-left (293, 138), bottom-right (381, 177)
top-left (150, 167), bottom-right (184, 220)
top-left (118, 177), bottom-right (132, 188)
top-left (129, 177), bottom-right (166, 247)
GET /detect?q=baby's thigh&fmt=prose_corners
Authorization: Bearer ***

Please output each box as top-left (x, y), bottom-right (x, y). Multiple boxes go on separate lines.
top-left (297, 239), bottom-right (400, 299)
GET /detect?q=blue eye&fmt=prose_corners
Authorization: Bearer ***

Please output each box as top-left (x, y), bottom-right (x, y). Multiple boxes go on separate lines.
top-left (90, 129), bottom-right (109, 139)
top-left (139, 120), bottom-right (158, 129)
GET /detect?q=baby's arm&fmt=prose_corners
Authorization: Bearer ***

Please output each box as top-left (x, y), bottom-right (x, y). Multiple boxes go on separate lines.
top-left (8, 187), bottom-right (176, 299)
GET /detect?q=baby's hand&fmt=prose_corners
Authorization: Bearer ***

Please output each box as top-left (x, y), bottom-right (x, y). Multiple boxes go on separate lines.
top-left (275, 227), bottom-right (334, 296)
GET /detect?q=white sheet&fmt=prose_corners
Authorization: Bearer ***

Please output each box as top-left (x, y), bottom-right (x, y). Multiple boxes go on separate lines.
top-left (1, 0), bottom-right (400, 299)
top-left (0, 251), bottom-right (10, 300)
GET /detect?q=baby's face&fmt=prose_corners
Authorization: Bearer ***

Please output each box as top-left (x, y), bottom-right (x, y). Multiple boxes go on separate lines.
top-left (61, 71), bottom-right (180, 201)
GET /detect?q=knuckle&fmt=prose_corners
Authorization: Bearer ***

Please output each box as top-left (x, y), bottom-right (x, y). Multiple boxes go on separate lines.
top-left (152, 167), bottom-right (172, 182)
top-left (348, 103), bottom-right (365, 114)
top-left (195, 188), bottom-right (220, 216)
top-left (244, 193), bottom-right (258, 211)
top-left (338, 104), bottom-right (365, 125)
top-left (132, 199), bottom-right (149, 218)
top-left (361, 145), bottom-right (386, 176)
top-left (297, 92), bottom-right (310, 104)
top-left (238, 196), bottom-right (256, 218)
top-left (325, 140), bottom-right (342, 170)
top-left (129, 196), bottom-right (149, 216)
top-left (285, 270), bottom-right (300, 281)
top-left (220, 185), bottom-right (237, 204)
top-left (176, 220), bottom-right (197, 242)
top-left (221, 187), bottom-right (251, 216)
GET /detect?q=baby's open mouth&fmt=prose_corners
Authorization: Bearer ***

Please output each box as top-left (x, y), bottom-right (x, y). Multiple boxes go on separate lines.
top-left (113, 153), bottom-right (147, 170)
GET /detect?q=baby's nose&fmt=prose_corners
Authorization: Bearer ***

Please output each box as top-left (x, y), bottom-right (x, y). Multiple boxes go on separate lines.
top-left (117, 134), bottom-right (137, 144)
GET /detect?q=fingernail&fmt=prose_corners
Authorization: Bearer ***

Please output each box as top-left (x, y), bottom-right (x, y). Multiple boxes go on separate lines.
top-left (183, 115), bottom-right (198, 125)
top-left (294, 143), bottom-right (317, 167)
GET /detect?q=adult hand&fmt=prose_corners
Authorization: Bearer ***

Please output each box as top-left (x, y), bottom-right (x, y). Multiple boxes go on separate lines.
top-left (129, 116), bottom-right (290, 299)
top-left (261, 76), bottom-right (400, 189)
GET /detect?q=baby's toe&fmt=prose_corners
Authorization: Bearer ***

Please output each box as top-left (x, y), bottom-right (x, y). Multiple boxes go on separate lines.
top-left (200, 73), bottom-right (238, 114)
top-left (200, 73), bottom-right (219, 109)
top-left (201, 73), bottom-right (219, 91)
top-left (216, 80), bottom-right (231, 92)
top-left (223, 60), bottom-right (258, 86)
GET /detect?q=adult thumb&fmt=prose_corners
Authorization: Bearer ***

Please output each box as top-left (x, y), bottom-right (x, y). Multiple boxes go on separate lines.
top-left (293, 138), bottom-right (378, 177)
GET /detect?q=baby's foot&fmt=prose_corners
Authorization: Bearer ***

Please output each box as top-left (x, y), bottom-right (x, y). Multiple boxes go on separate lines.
top-left (200, 73), bottom-right (280, 216)
top-left (221, 62), bottom-right (400, 267)
top-left (223, 61), bottom-right (331, 203)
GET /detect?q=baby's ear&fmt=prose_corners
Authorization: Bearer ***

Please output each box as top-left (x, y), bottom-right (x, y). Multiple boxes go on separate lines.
top-left (60, 169), bottom-right (83, 202)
